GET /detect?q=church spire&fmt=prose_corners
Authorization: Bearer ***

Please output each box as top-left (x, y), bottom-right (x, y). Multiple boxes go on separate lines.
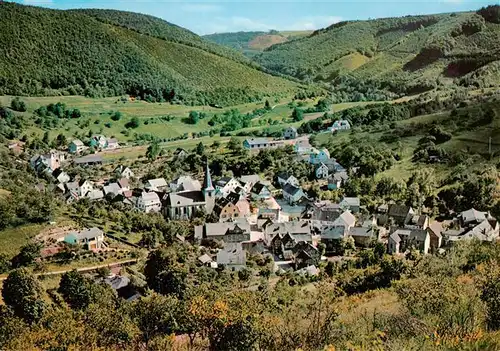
top-left (203, 158), bottom-right (214, 191)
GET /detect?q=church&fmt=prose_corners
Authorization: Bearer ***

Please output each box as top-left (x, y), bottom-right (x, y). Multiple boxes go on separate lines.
top-left (163, 161), bottom-right (215, 220)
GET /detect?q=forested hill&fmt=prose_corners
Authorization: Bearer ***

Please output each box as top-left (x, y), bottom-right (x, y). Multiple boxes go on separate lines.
top-left (203, 31), bottom-right (313, 57)
top-left (253, 6), bottom-right (500, 95)
top-left (0, 3), bottom-right (297, 106)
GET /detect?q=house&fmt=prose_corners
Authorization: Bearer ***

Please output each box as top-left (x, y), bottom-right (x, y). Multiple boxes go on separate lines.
top-left (198, 254), bottom-right (213, 266)
top-left (328, 120), bottom-right (351, 132)
top-left (64, 227), bottom-right (105, 250)
top-left (328, 171), bottom-right (349, 190)
top-left (164, 162), bottom-right (215, 219)
top-left (174, 148), bottom-right (188, 160)
top-left (106, 138), bottom-right (120, 150)
top-left (310, 148), bottom-right (331, 165)
top-left (169, 176), bottom-right (201, 192)
top-left (240, 174), bottom-right (261, 193)
top-left (427, 221), bottom-right (443, 251)
top-left (215, 177), bottom-right (243, 198)
top-left (348, 226), bottom-right (376, 248)
top-left (217, 243), bottom-right (246, 271)
top-left (293, 241), bottom-right (320, 269)
top-left (443, 217), bottom-right (499, 244)
top-left (243, 138), bottom-right (277, 150)
top-left (277, 172), bottom-right (300, 188)
top-left (52, 169), bottom-right (70, 184)
top-left (405, 215), bottom-right (430, 230)
top-left (315, 163), bottom-right (329, 179)
top-left (388, 229), bottom-right (430, 255)
top-left (306, 201), bottom-right (342, 230)
top-left (340, 197), bottom-right (360, 213)
top-left (68, 139), bottom-right (86, 154)
top-left (264, 220), bottom-right (312, 245)
top-left (90, 135), bottom-right (108, 149)
top-left (282, 183), bottom-right (307, 205)
top-left (101, 274), bottom-right (137, 300)
top-left (114, 166), bottom-right (135, 179)
top-left (137, 192), bottom-right (162, 213)
top-left (118, 178), bottom-right (130, 192)
top-left (213, 196), bottom-right (251, 221)
top-left (333, 210), bottom-right (356, 230)
top-left (74, 155), bottom-right (103, 167)
top-left (387, 204), bottom-right (415, 226)
top-left (250, 182), bottom-right (271, 200)
top-left (194, 221), bottom-right (251, 244)
top-left (283, 126), bottom-right (298, 140)
top-left (145, 178), bottom-right (168, 192)
top-left (103, 183), bottom-right (122, 197)
top-left (87, 189), bottom-right (105, 201)
top-left (30, 151), bottom-right (65, 174)
top-left (65, 180), bottom-right (93, 197)
top-left (459, 208), bottom-right (490, 227)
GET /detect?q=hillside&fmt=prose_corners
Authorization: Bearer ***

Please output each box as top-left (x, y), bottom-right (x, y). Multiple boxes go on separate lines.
top-left (0, 3), bottom-right (297, 106)
top-left (253, 8), bottom-right (500, 94)
top-left (204, 30), bottom-right (313, 57)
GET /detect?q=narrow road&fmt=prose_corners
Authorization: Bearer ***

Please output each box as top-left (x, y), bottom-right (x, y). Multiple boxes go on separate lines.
top-left (0, 259), bottom-right (138, 281)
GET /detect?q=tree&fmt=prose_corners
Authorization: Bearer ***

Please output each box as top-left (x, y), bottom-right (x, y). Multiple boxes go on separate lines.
top-left (227, 137), bottom-right (241, 153)
top-left (146, 141), bottom-right (160, 161)
top-left (111, 111), bottom-right (122, 121)
top-left (58, 270), bottom-right (96, 310)
top-left (292, 108), bottom-right (304, 122)
top-left (125, 117), bottom-right (140, 129)
top-left (42, 131), bottom-right (50, 145)
top-left (2, 269), bottom-right (46, 324)
top-left (71, 108), bottom-right (82, 118)
top-left (196, 142), bottom-right (205, 156)
top-left (238, 268), bottom-right (252, 282)
top-left (0, 198), bottom-right (14, 230)
top-left (55, 133), bottom-right (67, 147)
top-left (10, 98), bottom-right (27, 112)
top-left (188, 111), bottom-right (199, 125)
top-left (11, 242), bottom-right (42, 268)
top-left (0, 254), bottom-right (11, 274)
top-left (264, 100), bottom-right (271, 111)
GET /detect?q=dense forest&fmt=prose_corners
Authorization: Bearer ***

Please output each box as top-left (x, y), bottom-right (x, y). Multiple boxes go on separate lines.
top-left (0, 3), bottom-right (297, 106)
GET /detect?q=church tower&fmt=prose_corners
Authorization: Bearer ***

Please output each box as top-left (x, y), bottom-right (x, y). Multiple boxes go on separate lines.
top-left (203, 159), bottom-right (215, 214)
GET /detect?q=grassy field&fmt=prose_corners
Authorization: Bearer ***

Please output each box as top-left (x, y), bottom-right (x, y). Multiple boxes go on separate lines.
top-left (0, 223), bottom-right (47, 258)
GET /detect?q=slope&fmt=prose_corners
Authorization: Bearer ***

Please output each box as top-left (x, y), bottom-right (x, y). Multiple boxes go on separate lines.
top-left (254, 8), bottom-right (500, 94)
top-left (0, 3), bottom-right (297, 106)
top-left (204, 30), bottom-right (313, 57)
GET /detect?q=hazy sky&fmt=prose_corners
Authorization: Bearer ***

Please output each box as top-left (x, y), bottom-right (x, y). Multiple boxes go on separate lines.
top-left (14, 0), bottom-right (496, 35)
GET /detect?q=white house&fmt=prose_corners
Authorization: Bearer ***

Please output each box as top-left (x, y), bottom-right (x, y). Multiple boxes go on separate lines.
top-left (315, 163), bottom-right (329, 179)
top-left (115, 166), bottom-right (135, 179)
top-left (52, 169), bottom-right (71, 184)
top-left (106, 138), bottom-right (120, 150)
top-left (137, 192), bottom-right (162, 213)
top-left (282, 183), bottom-right (306, 205)
top-left (68, 139), bottom-right (87, 154)
top-left (310, 148), bottom-right (331, 165)
top-left (277, 172), bottom-right (300, 188)
top-left (145, 178), bottom-right (168, 192)
top-left (215, 177), bottom-right (244, 197)
top-left (328, 120), bottom-right (351, 132)
top-left (283, 126), bottom-right (298, 140)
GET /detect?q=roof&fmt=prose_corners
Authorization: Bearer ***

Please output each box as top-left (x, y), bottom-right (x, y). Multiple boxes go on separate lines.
top-left (198, 254), bottom-right (213, 264)
top-left (277, 172), bottom-right (293, 181)
top-left (203, 160), bottom-right (214, 191)
top-left (389, 231), bottom-right (402, 244)
top-left (240, 174), bottom-right (261, 185)
top-left (203, 221), bottom-right (251, 237)
top-left (333, 211), bottom-right (356, 228)
top-left (428, 221), bottom-right (443, 238)
top-left (321, 226), bottom-right (345, 240)
top-left (69, 227), bottom-right (104, 240)
top-left (285, 126), bottom-right (297, 132)
top-left (71, 139), bottom-right (84, 146)
top-left (215, 177), bottom-right (232, 187)
top-left (167, 191), bottom-right (205, 207)
top-left (410, 215), bottom-right (428, 227)
top-left (341, 197), bottom-right (360, 207)
top-left (409, 229), bottom-right (430, 242)
top-left (171, 176), bottom-right (202, 191)
top-left (331, 171), bottom-right (349, 182)
top-left (74, 155), bottom-right (103, 164)
top-left (244, 138), bottom-right (271, 146)
top-left (107, 138), bottom-right (119, 144)
top-left (217, 243), bottom-right (246, 265)
top-left (147, 178), bottom-right (168, 189)
top-left (141, 192), bottom-right (161, 202)
top-left (251, 182), bottom-right (268, 194)
top-left (349, 226), bottom-right (374, 237)
top-left (103, 275), bottom-right (130, 290)
top-left (460, 208), bottom-right (487, 224)
top-left (118, 178), bottom-right (129, 188)
top-left (388, 204), bottom-right (413, 218)
top-left (283, 183), bottom-right (302, 196)
top-left (87, 189), bottom-right (104, 200)
top-left (103, 183), bottom-right (121, 195)
top-left (265, 221), bottom-right (311, 236)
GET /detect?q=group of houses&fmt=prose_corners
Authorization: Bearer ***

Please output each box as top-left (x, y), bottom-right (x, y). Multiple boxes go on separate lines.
top-left (68, 135), bottom-right (120, 154)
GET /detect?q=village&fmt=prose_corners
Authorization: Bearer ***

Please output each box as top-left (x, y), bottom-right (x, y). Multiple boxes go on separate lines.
top-left (21, 121), bottom-right (500, 283)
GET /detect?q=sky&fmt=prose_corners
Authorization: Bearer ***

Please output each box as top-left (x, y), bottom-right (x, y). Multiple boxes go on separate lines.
top-left (14, 0), bottom-right (497, 35)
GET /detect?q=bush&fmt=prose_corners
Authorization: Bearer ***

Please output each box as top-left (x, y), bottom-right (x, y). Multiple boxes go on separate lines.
top-left (125, 117), bottom-right (140, 129)
top-left (111, 111), bottom-right (122, 121)
top-left (10, 97), bottom-right (27, 112)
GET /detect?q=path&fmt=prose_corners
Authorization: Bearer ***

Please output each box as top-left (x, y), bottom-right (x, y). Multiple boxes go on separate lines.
top-left (0, 259), bottom-right (138, 281)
